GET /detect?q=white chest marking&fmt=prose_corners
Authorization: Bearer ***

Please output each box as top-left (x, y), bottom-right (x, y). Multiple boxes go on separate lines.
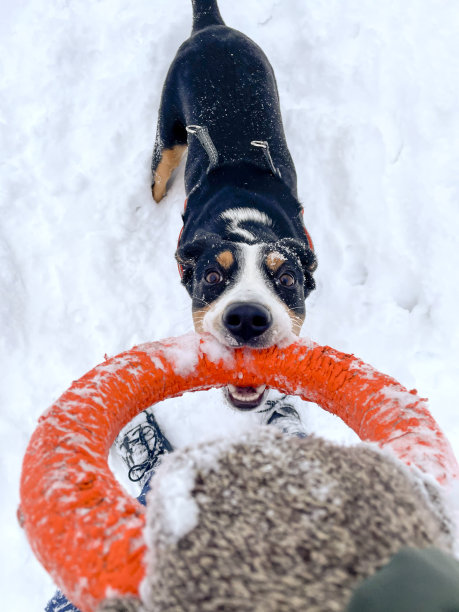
top-left (219, 208), bottom-right (273, 242)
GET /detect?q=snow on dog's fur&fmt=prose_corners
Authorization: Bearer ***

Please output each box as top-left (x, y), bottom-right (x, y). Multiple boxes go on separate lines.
top-left (98, 428), bottom-right (453, 612)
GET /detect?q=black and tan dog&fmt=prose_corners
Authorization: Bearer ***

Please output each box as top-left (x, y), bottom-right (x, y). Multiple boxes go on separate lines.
top-left (152, 0), bottom-right (317, 409)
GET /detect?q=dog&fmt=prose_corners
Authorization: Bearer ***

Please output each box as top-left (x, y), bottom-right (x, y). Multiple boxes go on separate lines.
top-left (151, 0), bottom-right (317, 411)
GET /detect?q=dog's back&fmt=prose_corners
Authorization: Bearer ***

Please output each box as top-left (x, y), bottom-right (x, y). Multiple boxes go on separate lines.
top-left (153, 0), bottom-right (297, 199)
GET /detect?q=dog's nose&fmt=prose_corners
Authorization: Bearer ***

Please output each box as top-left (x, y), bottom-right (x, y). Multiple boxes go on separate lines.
top-left (223, 302), bottom-right (272, 343)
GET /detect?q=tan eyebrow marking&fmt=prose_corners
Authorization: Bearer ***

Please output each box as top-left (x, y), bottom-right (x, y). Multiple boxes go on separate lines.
top-left (216, 250), bottom-right (234, 269)
top-left (266, 251), bottom-right (286, 272)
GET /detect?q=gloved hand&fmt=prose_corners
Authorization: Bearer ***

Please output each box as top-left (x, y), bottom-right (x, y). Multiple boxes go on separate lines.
top-left (346, 547), bottom-right (459, 612)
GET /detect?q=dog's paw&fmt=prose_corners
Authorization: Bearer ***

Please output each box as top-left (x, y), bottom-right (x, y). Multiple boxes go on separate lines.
top-left (151, 182), bottom-right (165, 203)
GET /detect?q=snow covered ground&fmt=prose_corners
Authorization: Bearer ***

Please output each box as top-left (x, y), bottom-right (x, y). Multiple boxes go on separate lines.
top-left (2, 0), bottom-right (459, 609)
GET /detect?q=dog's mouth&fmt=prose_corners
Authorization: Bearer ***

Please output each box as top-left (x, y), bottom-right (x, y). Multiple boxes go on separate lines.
top-left (225, 383), bottom-right (268, 410)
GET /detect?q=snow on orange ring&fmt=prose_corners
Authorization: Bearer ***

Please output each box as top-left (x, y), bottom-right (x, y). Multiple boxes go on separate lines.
top-left (19, 333), bottom-right (459, 612)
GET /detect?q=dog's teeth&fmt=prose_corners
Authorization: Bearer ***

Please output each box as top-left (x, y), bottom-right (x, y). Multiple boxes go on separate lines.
top-left (227, 384), bottom-right (266, 402)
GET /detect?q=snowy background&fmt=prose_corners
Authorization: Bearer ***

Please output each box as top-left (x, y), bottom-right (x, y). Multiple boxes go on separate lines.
top-left (2, 0), bottom-right (459, 609)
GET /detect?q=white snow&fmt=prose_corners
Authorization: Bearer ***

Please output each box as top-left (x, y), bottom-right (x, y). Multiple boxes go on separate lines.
top-left (2, 0), bottom-right (459, 609)
top-left (146, 455), bottom-right (199, 543)
top-left (139, 331), bottom-right (236, 376)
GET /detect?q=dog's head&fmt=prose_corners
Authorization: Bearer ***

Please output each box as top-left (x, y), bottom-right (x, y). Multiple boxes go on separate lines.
top-left (176, 221), bottom-right (317, 409)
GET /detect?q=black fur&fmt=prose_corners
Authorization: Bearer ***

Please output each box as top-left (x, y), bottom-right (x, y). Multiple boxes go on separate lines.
top-left (152, 0), bottom-right (317, 331)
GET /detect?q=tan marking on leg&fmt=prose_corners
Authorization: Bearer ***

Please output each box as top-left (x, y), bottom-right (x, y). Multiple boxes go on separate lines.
top-left (192, 305), bottom-right (212, 333)
top-left (266, 251), bottom-right (286, 272)
top-left (216, 250), bottom-right (234, 270)
top-left (152, 144), bottom-right (187, 203)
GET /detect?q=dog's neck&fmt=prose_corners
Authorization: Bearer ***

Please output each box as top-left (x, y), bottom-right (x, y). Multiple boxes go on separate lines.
top-left (179, 163), bottom-right (308, 248)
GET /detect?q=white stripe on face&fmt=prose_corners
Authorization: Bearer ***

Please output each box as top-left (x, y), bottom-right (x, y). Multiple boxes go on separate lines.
top-left (201, 243), bottom-right (297, 347)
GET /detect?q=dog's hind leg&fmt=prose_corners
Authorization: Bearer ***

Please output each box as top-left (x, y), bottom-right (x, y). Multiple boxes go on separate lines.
top-left (152, 142), bottom-right (186, 203)
top-left (151, 0), bottom-right (226, 203)
top-left (151, 73), bottom-right (188, 203)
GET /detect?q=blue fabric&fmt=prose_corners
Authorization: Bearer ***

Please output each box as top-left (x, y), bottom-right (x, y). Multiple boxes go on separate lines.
top-left (45, 590), bottom-right (80, 612)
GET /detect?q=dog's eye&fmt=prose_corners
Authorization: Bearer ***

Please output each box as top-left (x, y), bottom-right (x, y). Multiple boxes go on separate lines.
top-left (204, 270), bottom-right (223, 285)
top-left (278, 272), bottom-right (296, 287)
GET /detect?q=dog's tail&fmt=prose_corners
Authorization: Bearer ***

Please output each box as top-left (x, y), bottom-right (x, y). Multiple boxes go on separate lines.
top-left (191, 0), bottom-right (225, 33)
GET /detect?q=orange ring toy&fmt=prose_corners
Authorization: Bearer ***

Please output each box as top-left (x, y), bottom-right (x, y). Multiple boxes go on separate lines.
top-left (19, 334), bottom-right (459, 612)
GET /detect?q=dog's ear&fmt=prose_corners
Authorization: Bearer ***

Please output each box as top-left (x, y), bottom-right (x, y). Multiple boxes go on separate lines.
top-left (175, 240), bottom-right (203, 292)
top-left (275, 237), bottom-right (317, 297)
top-left (175, 233), bottom-right (224, 291)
